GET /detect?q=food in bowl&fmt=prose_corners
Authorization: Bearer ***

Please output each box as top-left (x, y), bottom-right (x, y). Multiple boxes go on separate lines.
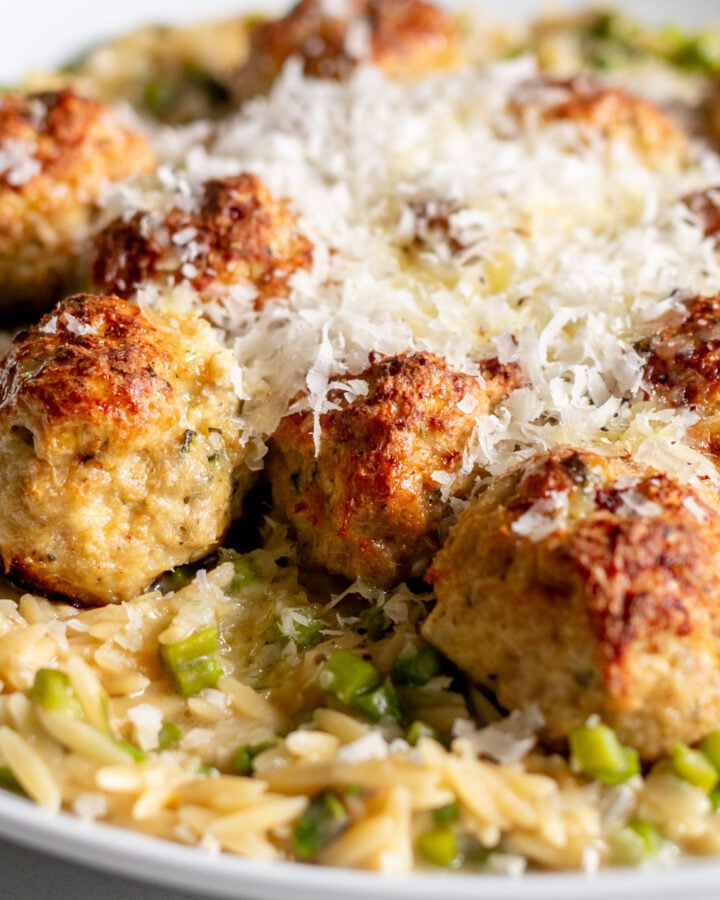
top-left (1, 0), bottom-right (720, 877)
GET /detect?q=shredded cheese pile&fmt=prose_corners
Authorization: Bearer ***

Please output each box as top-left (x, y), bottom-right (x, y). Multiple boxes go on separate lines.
top-left (106, 51), bottom-right (720, 489)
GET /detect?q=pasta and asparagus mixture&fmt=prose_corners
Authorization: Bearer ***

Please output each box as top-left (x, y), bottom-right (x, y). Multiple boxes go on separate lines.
top-left (2, 0), bottom-right (720, 875)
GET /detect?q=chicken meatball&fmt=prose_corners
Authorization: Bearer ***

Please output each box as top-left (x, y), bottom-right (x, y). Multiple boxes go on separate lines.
top-left (234, 0), bottom-right (455, 101)
top-left (509, 75), bottom-right (688, 171)
top-left (423, 446), bottom-right (720, 760)
top-left (639, 293), bottom-right (720, 455)
top-left (0, 89), bottom-right (155, 316)
top-left (93, 173), bottom-right (313, 313)
top-left (0, 294), bottom-right (251, 605)
top-left (266, 351), bottom-right (523, 587)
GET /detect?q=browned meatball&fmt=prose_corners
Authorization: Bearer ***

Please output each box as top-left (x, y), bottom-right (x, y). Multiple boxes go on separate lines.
top-left (0, 294), bottom-right (252, 605)
top-left (683, 188), bottom-right (720, 242)
top-left (93, 173), bottom-right (313, 311)
top-left (0, 89), bottom-right (155, 316)
top-left (509, 75), bottom-right (688, 171)
top-left (234, 0), bottom-right (455, 101)
top-left (266, 351), bottom-right (523, 587)
top-left (423, 446), bottom-right (720, 760)
top-left (640, 293), bottom-right (720, 455)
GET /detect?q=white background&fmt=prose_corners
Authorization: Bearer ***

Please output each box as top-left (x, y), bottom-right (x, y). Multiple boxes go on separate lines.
top-left (1, 0), bottom-right (718, 81)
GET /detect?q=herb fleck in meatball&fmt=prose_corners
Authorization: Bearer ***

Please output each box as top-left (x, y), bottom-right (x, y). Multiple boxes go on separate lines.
top-left (639, 293), bottom-right (720, 455)
top-left (93, 173), bottom-right (313, 311)
top-left (234, 0), bottom-right (455, 101)
top-left (0, 294), bottom-right (251, 605)
top-left (509, 75), bottom-right (688, 171)
top-left (266, 351), bottom-right (523, 587)
top-left (424, 446), bottom-right (720, 760)
top-left (0, 89), bottom-right (155, 316)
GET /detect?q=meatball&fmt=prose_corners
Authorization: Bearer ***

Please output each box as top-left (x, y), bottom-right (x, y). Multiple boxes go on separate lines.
top-left (0, 89), bottom-right (155, 316)
top-left (93, 173), bottom-right (313, 312)
top-left (423, 446), bottom-right (720, 760)
top-left (639, 293), bottom-right (720, 455)
top-left (266, 351), bottom-right (523, 587)
top-left (0, 294), bottom-right (251, 605)
top-left (509, 75), bottom-right (688, 171)
top-left (234, 0), bottom-right (455, 101)
top-left (683, 187), bottom-right (720, 243)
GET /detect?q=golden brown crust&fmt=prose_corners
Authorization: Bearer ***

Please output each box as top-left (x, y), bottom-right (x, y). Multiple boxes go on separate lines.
top-left (0, 294), bottom-right (173, 441)
top-left (563, 473), bottom-right (704, 687)
top-left (683, 188), bottom-right (720, 243)
top-left (642, 293), bottom-right (720, 409)
top-left (267, 351), bottom-right (523, 587)
top-left (234, 0), bottom-right (454, 100)
top-left (639, 293), bottom-right (720, 457)
top-left (423, 446), bottom-right (720, 759)
top-left (93, 173), bottom-right (313, 309)
top-left (509, 75), bottom-right (688, 171)
top-left (0, 89), bottom-right (139, 187)
top-left (0, 89), bottom-right (155, 315)
top-left (0, 293), bottom-right (251, 605)
top-left (641, 293), bottom-right (720, 410)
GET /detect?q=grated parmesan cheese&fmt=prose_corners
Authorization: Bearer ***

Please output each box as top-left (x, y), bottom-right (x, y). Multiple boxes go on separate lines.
top-left (62, 313), bottom-right (98, 337)
top-left (452, 705), bottom-right (545, 764)
top-left (128, 703), bottom-right (164, 751)
top-left (613, 490), bottom-right (662, 518)
top-left (38, 316), bottom-right (58, 335)
top-left (216, 63), bottom-right (716, 466)
top-left (336, 731), bottom-right (389, 763)
top-left (72, 792), bottom-right (108, 822)
top-left (511, 491), bottom-right (571, 541)
top-left (0, 139), bottom-right (41, 186)
top-left (684, 495), bottom-right (710, 522)
top-left (92, 36), bottom-right (720, 513)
